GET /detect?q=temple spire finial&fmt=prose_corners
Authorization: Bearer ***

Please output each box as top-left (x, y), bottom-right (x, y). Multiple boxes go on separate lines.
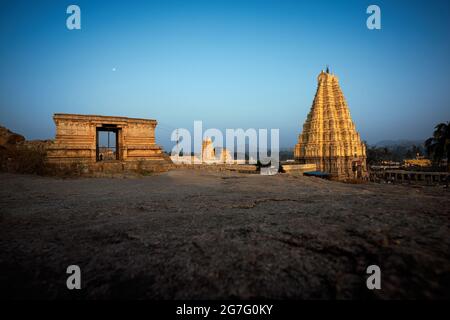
top-left (326, 65), bottom-right (330, 74)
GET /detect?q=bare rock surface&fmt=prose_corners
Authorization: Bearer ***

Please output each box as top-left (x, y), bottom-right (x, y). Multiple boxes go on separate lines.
top-left (0, 170), bottom-right (449, 299)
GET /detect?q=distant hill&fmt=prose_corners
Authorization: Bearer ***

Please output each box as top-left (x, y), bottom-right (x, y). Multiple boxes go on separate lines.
top-left (373, 139), bottom-right (425, 148)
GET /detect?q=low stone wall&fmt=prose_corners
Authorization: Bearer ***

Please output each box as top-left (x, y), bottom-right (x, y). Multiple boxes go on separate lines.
top-left (173, 163), bottom-right (258, 174)
top-left (369, 170), bottom-right (449, 186)
top-left (282, 163), bottom-right (317, 175)
top-left (44, 159), bottom-right (174, 177)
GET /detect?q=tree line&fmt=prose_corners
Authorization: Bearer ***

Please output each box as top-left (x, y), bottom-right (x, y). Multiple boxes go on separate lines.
top-left (366, 121), bottom-right (449, 171)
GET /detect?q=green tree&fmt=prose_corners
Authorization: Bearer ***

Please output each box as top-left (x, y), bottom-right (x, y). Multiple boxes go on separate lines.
top-left (425, 122), bottom-right (450, 171)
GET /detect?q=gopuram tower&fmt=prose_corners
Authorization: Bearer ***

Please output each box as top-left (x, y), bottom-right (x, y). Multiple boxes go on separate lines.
top-left (294, 69), bottom-right (367, 179)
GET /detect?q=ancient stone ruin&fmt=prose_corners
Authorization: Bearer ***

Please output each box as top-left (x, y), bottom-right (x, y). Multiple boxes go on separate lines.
top-left (201, 139), bottom-right (236, 164)
top-left (294, 70), bottom-right (367, 179)
top-left (46, 114), bottom-right (170, 174)
top-left (219, 148), bottom-right (232, 163)
top-left (201, 137), bottom-right (216, 163)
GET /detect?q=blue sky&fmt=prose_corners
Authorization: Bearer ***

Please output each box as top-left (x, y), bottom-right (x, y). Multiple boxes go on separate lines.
top-left (0, 0), bottom-right (449, 150)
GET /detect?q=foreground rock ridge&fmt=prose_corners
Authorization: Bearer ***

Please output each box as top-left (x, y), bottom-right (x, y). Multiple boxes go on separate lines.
top-left (1, 170), bottom-right (448, 299)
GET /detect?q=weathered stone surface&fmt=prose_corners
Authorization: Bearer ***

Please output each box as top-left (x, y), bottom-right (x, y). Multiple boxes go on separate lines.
top-left (295, 70), bottom-right (367, 179)
top-left (1, 170), bottom-right (449, 299)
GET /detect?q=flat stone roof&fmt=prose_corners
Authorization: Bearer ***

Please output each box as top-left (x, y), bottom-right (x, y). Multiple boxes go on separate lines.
top-left (53, 113), bottom-right (157, 124)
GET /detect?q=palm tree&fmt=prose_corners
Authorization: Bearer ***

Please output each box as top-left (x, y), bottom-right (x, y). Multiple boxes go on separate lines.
top-left (425, 122), bottom-right (450, 171)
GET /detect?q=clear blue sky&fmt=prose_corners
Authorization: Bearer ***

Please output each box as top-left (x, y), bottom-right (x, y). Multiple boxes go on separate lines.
top-left (1, 0), bottom-right (449, 150)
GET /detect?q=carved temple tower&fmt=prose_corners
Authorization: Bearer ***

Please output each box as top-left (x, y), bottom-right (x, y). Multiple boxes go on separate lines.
top-left (294, 70), bottom-right (367, 179)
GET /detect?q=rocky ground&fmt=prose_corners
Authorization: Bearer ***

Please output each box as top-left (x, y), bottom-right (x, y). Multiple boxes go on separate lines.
top-left (0, 169), bottom-right (449, 299)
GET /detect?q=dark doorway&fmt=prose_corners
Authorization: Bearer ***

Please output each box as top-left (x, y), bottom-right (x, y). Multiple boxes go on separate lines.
top-left (96, 126), bottom-right (119, 161)
top-left (352, 159), bottom-right (362, 179)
